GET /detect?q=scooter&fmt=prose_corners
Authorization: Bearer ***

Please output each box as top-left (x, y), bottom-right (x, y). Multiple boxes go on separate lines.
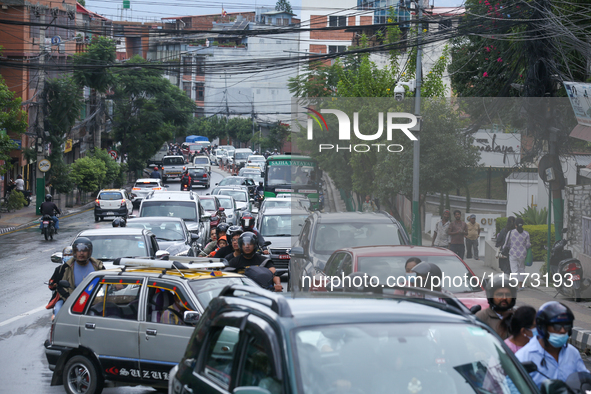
top-left (549, 233), bottom-right (588, 301)
top-left (41, 214), bottom-right (56, 241)
top-left (23, 190), bottom-right (32, 207)
top-left (255, 190), bottom-right (264, 208)
top-left (180, 181), bottom-right (192, 191)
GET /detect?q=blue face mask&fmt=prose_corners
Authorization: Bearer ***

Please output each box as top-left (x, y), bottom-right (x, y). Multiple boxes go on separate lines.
top-left (548, 332), bottom-right (569, 348)
top-left (406, 273), bottom-right (416, 285)
top-left (525, 328), bottom-right (537, 339)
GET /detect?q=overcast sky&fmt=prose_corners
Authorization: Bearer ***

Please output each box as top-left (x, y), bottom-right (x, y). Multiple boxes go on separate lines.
top-left (85, 0), bottom-right (464, 22)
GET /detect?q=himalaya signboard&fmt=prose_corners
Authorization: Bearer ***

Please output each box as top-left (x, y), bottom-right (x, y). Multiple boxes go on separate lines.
top-left (473, 131), bottom-right (520, 167)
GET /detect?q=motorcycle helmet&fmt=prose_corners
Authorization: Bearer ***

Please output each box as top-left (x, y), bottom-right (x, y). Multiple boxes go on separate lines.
top-left (259, 181), bottom-right (263, 186)
top-left (226, 225), bottom-right (243, 239)
top-left (62, 246), bottom-right (73, 263)
top-left (45, 194), bottom-right (52, 202)
top-left (154, 166), bottom-right (158, 171)
top-left (72, 237), bottom-right (93, 257)
top-left (216, 223), bottom-right (230, 238)
top-left (240, 213), bottom-right (255, 231)
top-left (112, 217), bottom-right (126, 227)
top-left (566, 372), bottom-right (591, 394)
top-left (238, 231), bottom-right (258, 258)
top-left (411, 262), bottom-right (443, 292)
top-left (484, 274), bottom-right (517, 312)
top-left (536, 301), bottom-right (574, 340)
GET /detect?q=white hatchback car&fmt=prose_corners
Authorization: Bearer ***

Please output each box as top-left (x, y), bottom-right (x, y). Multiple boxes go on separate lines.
top-left (94, 189), bottom-right (134, 222)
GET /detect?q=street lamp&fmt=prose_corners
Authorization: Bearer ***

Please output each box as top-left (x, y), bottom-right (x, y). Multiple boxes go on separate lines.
top-left (412, 3), bottom-right (423, 246)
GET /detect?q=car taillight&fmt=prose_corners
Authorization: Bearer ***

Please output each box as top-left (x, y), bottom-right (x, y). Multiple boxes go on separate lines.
top-left (95, 199), bottom-right (100, 206)
top-left (121, 199), bottom-right (126, 206)
top-left (132, 187), bottom-right (141, 191)
top-left (152, 187), bottom-right (162, 190)
top-left (203, 174), bottom-right (208, 178)
top-left (566, 262), bottom-right (581, 272)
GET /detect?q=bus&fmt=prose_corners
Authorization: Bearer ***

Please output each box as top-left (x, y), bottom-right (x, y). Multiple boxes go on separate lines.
top-left (263, 155), bottom-right (323, 210)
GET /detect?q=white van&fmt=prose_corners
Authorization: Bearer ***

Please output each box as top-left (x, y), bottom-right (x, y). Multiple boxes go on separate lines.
top-left (146, 142), bottom-right (169, 166)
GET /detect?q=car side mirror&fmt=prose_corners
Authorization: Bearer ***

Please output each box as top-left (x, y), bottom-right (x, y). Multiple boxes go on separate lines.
top-left (469, 305), bottom-right (482, 314)
top-left (290, 246), bottom-right (305, 258)
top-left (521, 361), bottom-right (538, 374)
top-left (540, 379), bottom-right (570, 394)
top-left (191, 233), bottom-right (199, 241)
top-left (164, 185), bottom-right (170, 188)
top-left (183, 311), bottom-right (200, 324)
top-left (201, 213), bottom-right (211, 221)
top-left (58, 279), bottom-right (71, 288)
top-left (155, 250), bottom-right (170, 260)
top-left (51, 252), bottom-right (63, 264)
top-left (233, 388), bottom-right (271, 394)
top-left (215, 183), bottom-right (219, 186)
top-left (264, 241), bottom-right (272, 247)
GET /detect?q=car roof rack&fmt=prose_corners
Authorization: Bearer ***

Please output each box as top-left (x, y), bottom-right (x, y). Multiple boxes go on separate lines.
top-left (114, 257), bottom-right (226, 271)
top-left (219, 284), bottom-right (293, 317)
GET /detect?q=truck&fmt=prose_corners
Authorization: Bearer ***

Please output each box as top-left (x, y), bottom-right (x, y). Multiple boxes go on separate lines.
top-left (161, 155), bottom-right (187, 181)
top-left (146, 142), bottom-right (169, 167)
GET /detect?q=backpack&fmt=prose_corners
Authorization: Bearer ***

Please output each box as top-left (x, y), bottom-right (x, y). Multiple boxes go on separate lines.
top-left (244, 266), bottom-right (274, 290)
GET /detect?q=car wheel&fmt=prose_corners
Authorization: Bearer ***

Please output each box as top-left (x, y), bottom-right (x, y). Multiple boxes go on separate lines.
top-left (63, 355), bottom-right (104, 394)
top-left (99, 217), bottom-right (104, 222)
top-left (94, 216), bottom-right (99, 223)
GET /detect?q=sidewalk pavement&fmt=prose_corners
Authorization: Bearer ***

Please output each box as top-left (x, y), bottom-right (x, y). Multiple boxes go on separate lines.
top-left (422, 234), bottom-right (591, 353)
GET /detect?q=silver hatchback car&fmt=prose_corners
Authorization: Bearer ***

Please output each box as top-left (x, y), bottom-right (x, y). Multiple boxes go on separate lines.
top-left (44, 258), bottom-right (255, 394)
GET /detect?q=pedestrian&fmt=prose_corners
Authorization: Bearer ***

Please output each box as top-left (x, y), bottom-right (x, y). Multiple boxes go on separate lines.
top-left (476, 273), bottom-right (517, 339)
top-left (465, 214), bottom-right (481, 259)
top-left (362, 195), bottom-right (378, 212)
top-left (432, 210), bottom-right (451, 248)
top-left (516, 301), bottom-right (589, 388)
top-left (448, 210), bottom-right (468, 259)
top-left (496, 216), bottom-right (515, 275)
top-left (505, 306), bottom-right (537, 353)
top-left (14, 174), bottom-right (24, 192)
top-left (502, 217), bottom-right (531, 289)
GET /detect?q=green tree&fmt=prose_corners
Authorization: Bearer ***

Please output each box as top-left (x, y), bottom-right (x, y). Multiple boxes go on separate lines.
top-left (275, 0), bottom-right (293, 14)
top-left (90, 148), bottom-right (121, 188)
top-left (0, 77), bottom-right (27, 174)
top-left (227, 117), bottom-right (254, 144)
top-left (70, 156), bottom-right (106, 193)
top-left (72, 36), bottom-right (116, 92)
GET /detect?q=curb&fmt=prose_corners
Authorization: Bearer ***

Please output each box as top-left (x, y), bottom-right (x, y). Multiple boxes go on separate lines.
top-left (3, 201), bottom-right (96, 233)
top-left (0, 226), bottom-right (16, 234)
top-left (571, 327), bottom-right (591, 352)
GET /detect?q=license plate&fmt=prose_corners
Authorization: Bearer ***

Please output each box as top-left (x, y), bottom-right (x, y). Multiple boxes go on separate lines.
top-left (169, 172), bottom-right (181, 175)
top-left (43, 221), bottom-right (49, 224)
top-left (106, 212), bottom-right (115, 216)
top-left (279, 255), bottom-right (290, 260)
top-left (572, 274), bottom-right (581, 281)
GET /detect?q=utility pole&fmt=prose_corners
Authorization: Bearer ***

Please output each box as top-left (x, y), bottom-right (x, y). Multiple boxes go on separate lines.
top-left (251, 93), bottom-right (255, 151)
top-left (35, 14), bottom-right (48, 215)
top-left (411, 3), bottom-right (423, 245)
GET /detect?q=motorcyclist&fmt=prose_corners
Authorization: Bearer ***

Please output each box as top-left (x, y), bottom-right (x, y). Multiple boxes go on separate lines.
top-left (475, 273), bottom-right (517, 339)
top-left (180, 168), bottom-right (192, 191)
top-left (150, 166), bottom-right (162, 179)
top-left (516, 301), bottom-right (589, 388)
top-left (49, 237), bottom-right (104, 319)
top-left (223, 225), bottom-right (243, 261)
top-left (112, 217), bottom-right (126, 227)
top-left (240, 213), bottom-right (269, 254)
top-left (256, 181), bottom-right (264, 195)
top-left (61, 246), bottom-right (73, 264)
top-left (200, 223), bottom-right (230, 256)
top-left (228, 232), bottom-right (282, 292)
top-left (40, 194), bottom-right (61, 234)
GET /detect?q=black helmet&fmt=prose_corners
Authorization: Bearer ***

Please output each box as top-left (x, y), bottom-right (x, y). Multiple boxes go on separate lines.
top-left (238, 231), bottom-right (258, 258)
top-left (259, 181), bottom-right (263, 186)
top-left (216, 223), bottom-right (230, 237)
top-left (72, 237), bottom-right (93, 257)
top-left (536, 301), bottom-right (574, 340)
top-left (484, 274), bottom-right (517, 312)
top-left (240, 213), bottom-right (255, 231)
top-left (411, 262), bottom-right (443, 292)
top-left (226, 225), bottom-right (243, 239)
top-left (45, 194), bottom-right (52, 202)
top-left (112, 217), bottom-right (126, 227)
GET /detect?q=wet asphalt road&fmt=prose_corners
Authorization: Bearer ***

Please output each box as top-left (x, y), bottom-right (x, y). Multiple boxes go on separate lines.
top-left (0, 170), bottom-right (225, 393)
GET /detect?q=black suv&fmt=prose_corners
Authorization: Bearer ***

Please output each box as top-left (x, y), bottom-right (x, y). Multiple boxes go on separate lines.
top-left (289, 211), bottom-right (410, 291)
top-left (169, 285), bottom-right (542, 394)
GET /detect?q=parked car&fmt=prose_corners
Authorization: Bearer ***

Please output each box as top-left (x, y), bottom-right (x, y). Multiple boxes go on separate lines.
top-left (192, 155), bottom-right (211, 175)
top-left (130, 178), bottom-right (166, 209)
top-left (187, 166), bottom-right (210, 189)
top-left (45, 259), bottom-right (256, 394)
top-left (213, 195), bottom-right (240, 225)
top-left (211, 187), bottom-right (252, 214)
top-left (126, 217), bottom-right (200, 256)
top-left (94, 189), bottom-right (134, 222)
top-left (139, 191), bottom-right (210, 247)
top-left (258, 207), bottom-right (310, 273)
top-left (169, 285), bottom-right (541, 394)
top-left (313, 245), bottom-right (488, 310)
top-left (289, 211), bottom-right (411, 292)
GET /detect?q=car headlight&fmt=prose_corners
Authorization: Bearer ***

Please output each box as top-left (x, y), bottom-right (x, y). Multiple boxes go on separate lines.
top-left (227, 214), bottom-right (233, 218)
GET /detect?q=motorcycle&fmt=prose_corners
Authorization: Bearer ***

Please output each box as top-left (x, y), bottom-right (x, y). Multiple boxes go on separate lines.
top-left (180, 179), bottom-right (192, 191)
top-left (255, 190), bottom-right (264, 208)
top-left (549, 233), bottom-right (589, 301)
top-left (23, 190), bottom-right (32, 207)
top-left (41, 214), bottom-right (57, 241)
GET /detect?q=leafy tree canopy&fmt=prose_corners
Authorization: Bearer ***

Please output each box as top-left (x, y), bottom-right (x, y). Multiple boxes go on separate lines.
top-left (275, 0), bottom-right (293, 14)
top-left (70, 156), bottom-right (106, 193)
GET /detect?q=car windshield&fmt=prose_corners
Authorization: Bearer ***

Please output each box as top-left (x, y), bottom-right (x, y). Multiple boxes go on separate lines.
top-left (262, 200), bottom-right (297, 210)
top-left (200, 199), bottom-right (217, 211)
top-left (260, 214), bottom-right (308, 236)
top-left (219, 190), bottom-right (247, 202)
top-left (163, 157), bottom-right (185, 165)
top-left (99, 192), bottom-right (123, 200)
top-left (126, 221), bottom-right (185, 241)
top-left (217, 197), bottom-right (234, 209)
top-left (357, 255), bottom-right (478, 292)
top-left (189, 168), bottom-right (206, 176)
top-left (140, 201), bottom-right (197, 221)
top-left (235, 152), bottom-right (251, 160)
top-left (83, 235), bottom-right (149, 260)
top-left (248, 156), bottom-right (265, 162)
top-left (189, 277), bottom-right (257, 308)
top-left (219, 177), bottom-right (244, 186)
top-left (313, 223), bottom-right (403, 254)
top-left (267, 164), bottom-right (314, 186)
top-left (294, 322), bottom-right (534, 394)
top-left (134, 182), bottom-right (159, 189)
top-left (194, 158), bottom-right (209, 164)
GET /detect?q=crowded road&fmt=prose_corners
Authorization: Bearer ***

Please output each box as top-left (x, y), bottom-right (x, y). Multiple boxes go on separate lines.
top-left (0, 170), bottom-right (225, 393)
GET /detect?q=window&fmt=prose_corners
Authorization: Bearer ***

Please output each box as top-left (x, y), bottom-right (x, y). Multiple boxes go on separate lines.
top-left (202, 326), bottom-right (241, 389)
top-left (183, 57), bottom-right (192, 75)
top-left (238, 336), bottom-right (282, 393)
top-left (328, 46), bottom-right (346, 54)
top-left (183, 82), bottom-right (192, 98)
top-left (196, 84), bottom-right (204, 100)
top-left (195, 58), bottom-right (205, 75)
top-left (329, 15), bottom-right (346, 27)
top-left (86, 278), bottom-right (143, 320)
top-left (145, 283), bottom-right (195, 324)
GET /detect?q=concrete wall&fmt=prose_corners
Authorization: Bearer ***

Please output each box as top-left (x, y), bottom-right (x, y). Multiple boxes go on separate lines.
top-left (506, 177), bottom-right (538, 217)
top-left (564, 184), bottom-right (591, 257)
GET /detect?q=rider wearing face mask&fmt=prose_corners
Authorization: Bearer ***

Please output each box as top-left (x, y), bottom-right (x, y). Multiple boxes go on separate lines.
top-left (516, 301), bottom-right (589, 388)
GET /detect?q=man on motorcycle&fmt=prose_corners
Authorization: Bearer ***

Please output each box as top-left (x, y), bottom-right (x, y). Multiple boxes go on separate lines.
top-left (180, 169), bottom-right (192, 191)
top-left (150, 166), bottom-right (162, 179)
top-left (240, 213), bottom-right (269, 254)
top-left (228, 232), bottom-right (282, 292)
top-left (475, 273), bottom-right (517, 339)
top-left (223, 226), bottom-right (243, 261)
top-left (40, 194), bottom-right (61, 234)
top-left (256, 181), bottom-right (264, 195)
top-left (516, 301), bottom-right (588, 388)
top-left (50, 237), bottom-right (104, 319)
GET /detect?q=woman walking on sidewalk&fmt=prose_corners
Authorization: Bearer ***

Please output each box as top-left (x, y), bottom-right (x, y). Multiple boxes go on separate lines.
top-left (503, 217), bottom-right (531, 289)
top-left (496, 216), bottom-right (515, 275)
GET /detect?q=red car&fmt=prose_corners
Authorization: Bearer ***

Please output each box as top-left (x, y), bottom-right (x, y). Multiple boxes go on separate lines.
top-left (312, 245), bottom-right (488, 310)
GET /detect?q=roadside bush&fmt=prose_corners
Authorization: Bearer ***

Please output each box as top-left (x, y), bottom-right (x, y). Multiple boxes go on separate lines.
top-left (514, 206), bottom-right (548, 225)
top-left (6, 190), bottom-right (26, 211)
top-left (496, 217), bottom-right (508, 234)
top-left (70, 156), bottom-right (106, 193)
top-left (523, 224), bottom-right (555, 261)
